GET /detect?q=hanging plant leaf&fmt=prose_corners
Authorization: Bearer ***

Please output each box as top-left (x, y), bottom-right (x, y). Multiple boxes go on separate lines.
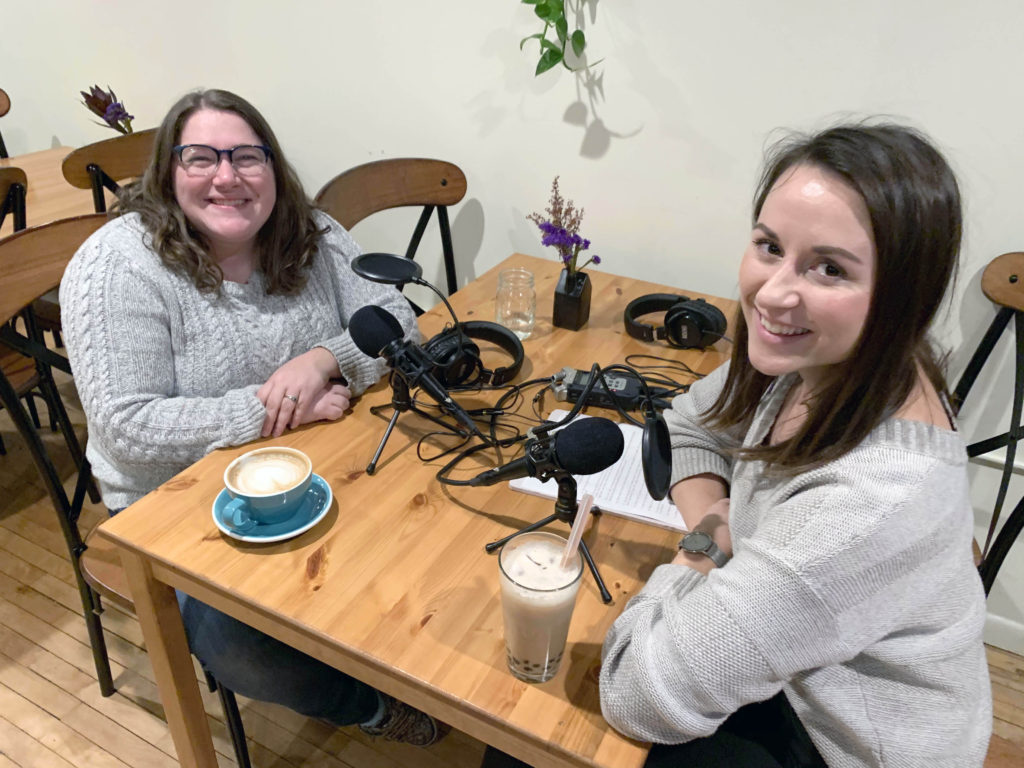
top-left (520, 32), bottom-right (544, 50)
top-left (555, 17), bottom-right (568, 44)
top-left (536, 47), bottom-right (563, 75)
top-left (571, 29), bottom-right (586, 58)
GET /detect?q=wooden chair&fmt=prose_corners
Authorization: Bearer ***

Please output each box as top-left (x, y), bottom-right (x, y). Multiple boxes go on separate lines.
top-left (0, 214), bottom-right (251, 768)
top-left (315, 157), bottom-right (467, 306)
top-left (0, 165), bottom-right (26, 229)
top-left (0, 87), bottom-right (10, 158)
top-left (2, 164), bottom-right (64, 348)
top-left (1, 166), bottom-right (75, 455)
top-left (61, 127), bottom-right (156, 212)
top-left (952, 251), bottom-right (1024, 595)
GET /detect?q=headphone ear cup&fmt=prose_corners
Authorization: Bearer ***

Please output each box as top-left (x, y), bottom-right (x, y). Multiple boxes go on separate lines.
top-left (688, 300), bottom-right (727, 347)
top-left (423, 328), bottom-right (482, 387)
top-left (665, 299), bottom-right (727, 348)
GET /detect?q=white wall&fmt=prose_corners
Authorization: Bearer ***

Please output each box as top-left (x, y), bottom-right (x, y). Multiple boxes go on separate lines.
top-left (2, 0), bottom-right (1021, 649)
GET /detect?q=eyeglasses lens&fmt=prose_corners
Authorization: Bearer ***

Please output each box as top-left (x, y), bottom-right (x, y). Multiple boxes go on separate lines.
top-left (179, 145), bottom-right (270, 177)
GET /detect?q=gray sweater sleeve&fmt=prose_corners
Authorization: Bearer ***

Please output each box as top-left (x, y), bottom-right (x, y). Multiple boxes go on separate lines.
top-left (662, 363), bottom-right (741, 487)
top-left (304, 212), bottom-right (419, 394)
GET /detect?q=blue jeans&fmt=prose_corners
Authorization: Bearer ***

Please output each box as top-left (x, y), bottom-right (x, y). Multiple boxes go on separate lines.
top-left (109, 508), bottom-right (379, 726)
top-left (176, 592), bottom-right (379, 726)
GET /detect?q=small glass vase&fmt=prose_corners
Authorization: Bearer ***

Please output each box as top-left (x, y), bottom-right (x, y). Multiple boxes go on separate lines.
top-left (553, 268), bottom-right (591, 331)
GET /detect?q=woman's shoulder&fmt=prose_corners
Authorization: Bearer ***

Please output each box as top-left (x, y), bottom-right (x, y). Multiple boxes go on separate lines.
top-left (71, 213), bottom-right (156, 268)
top-left (309, 209), bottom-right (360, 262)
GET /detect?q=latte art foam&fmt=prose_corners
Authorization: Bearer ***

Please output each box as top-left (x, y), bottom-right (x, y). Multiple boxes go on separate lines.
top-left (228, 451), bottom-right (309, 495)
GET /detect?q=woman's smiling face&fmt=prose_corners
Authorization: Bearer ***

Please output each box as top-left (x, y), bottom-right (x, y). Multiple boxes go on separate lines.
top-left (172, 108), bottom-right (276, 260)
top-left (739, 163), bottom-right (877, 390)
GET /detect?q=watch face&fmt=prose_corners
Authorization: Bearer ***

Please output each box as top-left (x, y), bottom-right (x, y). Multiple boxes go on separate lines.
top-left (682, 531), bottom-right (712, 552)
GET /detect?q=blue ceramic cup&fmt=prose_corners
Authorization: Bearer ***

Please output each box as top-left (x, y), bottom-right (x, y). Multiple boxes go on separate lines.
top-left (223, 447), bottom-right (313, 531)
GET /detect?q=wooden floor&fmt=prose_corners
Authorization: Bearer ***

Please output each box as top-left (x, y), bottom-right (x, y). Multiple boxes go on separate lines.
top-left (0, 370), bottom-right (1022, 768)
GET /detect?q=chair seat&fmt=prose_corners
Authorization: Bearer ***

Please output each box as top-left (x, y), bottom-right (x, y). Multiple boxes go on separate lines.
top-left (82, 523), bottom-right (134, 613)
top-left (1, 345), bottom-right (40, 393)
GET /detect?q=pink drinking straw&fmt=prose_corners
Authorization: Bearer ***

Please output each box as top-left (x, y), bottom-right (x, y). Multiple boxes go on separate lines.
top-left (561, 492), bottom-right (595, 569)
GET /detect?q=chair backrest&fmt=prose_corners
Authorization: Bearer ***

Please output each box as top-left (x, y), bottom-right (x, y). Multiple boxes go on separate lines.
top-left (0, 88), bottom-right (9, 158)
top-left (0, 213), bottom-right (108, 328)
top-left (315, 157), bottom-right (467, 296)
top-left (953, 251), bottom-right (1024, 595)
top-left (0, 166), bottom-right (27, 230)
top-left (61, 128), bottom-right (157, 212)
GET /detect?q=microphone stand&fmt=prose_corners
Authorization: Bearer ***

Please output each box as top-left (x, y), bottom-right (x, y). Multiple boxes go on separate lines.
top-left (484, 473), bottom-right (613, 604)
top-left (367, 371), bottom-right (469, 475)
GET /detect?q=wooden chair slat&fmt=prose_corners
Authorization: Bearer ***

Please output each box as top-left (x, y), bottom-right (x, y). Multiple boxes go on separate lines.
top-left (60, 129), bottom-right (157, 190)
top-left (981, 251), bottom-right (1024, 312)
top-left (315, 157), bottom-right (467, 230)
top-left (0, 214), bottom-right (108, 327)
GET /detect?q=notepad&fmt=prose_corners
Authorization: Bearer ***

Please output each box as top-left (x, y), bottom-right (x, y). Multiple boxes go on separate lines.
top-left (509, 409), bottom-right (686, 531)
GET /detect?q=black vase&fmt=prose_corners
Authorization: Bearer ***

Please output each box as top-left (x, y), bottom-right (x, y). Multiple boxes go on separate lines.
top-left (552, 269), bottom-right (592, 331)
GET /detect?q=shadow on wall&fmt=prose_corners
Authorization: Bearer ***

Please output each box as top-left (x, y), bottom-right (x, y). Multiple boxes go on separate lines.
top-left (451, 197), bottom-right (485, 288)
top-left (564, 67), bottom-right (642, 159)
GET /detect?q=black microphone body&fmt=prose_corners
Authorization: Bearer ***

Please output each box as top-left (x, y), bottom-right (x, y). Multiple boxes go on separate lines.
top-left (350, 305), bottom-right (483, 438)
top-left (469, 417), bottom-right (624, 486)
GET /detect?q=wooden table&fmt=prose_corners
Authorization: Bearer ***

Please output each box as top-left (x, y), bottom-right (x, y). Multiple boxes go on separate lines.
top-left (97, 254), bottom-right (736, 768)
top-left (0, 146), bottom-right (100, 236)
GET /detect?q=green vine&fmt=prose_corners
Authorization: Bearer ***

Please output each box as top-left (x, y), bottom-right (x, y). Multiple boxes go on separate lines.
top-left (520, 0), bottom-right (590, 76)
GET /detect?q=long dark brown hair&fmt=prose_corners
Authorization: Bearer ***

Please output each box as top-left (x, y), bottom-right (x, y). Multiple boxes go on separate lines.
top-left (117, 88), bottom-right (325, 294)
top-left (704, 123), bottom-right (962, 472)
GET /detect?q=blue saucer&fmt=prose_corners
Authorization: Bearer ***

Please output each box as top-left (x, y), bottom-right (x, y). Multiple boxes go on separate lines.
top-left (212, 474), bottom-right (333, 543)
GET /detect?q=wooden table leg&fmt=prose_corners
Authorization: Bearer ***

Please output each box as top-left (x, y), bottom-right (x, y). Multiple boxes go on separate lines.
top-left (121, 550), bottom-right (218, 768)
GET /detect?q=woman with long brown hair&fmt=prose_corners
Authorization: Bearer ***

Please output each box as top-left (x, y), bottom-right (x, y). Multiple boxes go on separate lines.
top-left (597, 123), bottom-right (991, 767)
top-left (62, 89), bottom-right (445, 746)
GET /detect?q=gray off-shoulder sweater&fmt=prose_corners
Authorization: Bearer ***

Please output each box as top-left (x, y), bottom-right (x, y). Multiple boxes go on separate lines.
top-left (600, 364), bottom-right (992, 767)
top-left (60, 211), bottom-right (417, 510)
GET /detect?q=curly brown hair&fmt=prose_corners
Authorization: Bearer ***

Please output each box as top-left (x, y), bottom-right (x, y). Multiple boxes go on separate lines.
top-left (116, 88), bottom-right (326, 294)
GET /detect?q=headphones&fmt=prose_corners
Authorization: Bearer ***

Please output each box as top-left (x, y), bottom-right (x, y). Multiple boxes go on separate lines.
top-left (423, 321), bottom-right (525, 388)
top-left (624, 293), bottom-right (727, 349)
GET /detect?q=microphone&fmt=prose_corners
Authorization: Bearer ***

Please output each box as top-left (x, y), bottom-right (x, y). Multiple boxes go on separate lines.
top-left (468, 417), bottom-right (624, 487)
top-left (349, 305), bottom-right (484, 438)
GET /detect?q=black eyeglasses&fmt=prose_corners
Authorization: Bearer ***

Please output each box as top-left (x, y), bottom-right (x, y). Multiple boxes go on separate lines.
top-left (173, 144), bottom-right (273, 177)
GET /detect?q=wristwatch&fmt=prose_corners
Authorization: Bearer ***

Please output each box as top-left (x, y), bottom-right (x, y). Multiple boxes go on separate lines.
top-left (678, 531), bottom-right (730, 568)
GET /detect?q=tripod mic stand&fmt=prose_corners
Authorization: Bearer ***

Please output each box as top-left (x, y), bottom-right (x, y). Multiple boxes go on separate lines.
top-left (367, 371), bottom-right (469, 475)
top-left (485, 473), bottom-right (613, 603)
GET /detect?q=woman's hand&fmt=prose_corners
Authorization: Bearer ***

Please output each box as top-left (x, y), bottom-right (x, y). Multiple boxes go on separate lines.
top-left (258, 347), bottom-right (341, 437)
top-left (303, 382), bottom-right (351, 424)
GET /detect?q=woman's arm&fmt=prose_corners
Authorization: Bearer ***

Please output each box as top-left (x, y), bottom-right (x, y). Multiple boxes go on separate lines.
top-left (257, 213), bottom-right (417, 435)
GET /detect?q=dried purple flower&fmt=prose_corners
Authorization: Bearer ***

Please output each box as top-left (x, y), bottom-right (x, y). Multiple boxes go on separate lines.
top-left (527, 176), bottom-right (601, 275)
top-left (81, 85), bottom-right (134, 134)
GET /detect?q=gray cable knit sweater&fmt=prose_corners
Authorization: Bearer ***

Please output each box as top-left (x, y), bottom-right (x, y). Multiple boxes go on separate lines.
top-left (60, 211), bottom-right (417, 510)
top-left (600, 363), bottom-right (992, 767)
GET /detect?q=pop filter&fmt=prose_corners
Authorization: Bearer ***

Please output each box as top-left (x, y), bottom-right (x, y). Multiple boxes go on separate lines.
top-left (351, 252), bottom-right (424, 285)
top-left (642, 410), bottom-right (672, 500)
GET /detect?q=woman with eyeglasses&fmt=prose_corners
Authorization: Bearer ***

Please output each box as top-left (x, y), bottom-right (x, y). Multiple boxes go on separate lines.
top-left (61, 89), bottom-right (445, 746)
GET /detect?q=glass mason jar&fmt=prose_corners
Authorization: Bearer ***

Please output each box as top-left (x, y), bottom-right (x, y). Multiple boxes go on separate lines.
top-left (495, 267), bottom-right (536, 340)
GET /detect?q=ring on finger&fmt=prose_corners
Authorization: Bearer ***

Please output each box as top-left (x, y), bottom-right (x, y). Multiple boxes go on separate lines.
top-left (285, 394), bottom-right (299, 404)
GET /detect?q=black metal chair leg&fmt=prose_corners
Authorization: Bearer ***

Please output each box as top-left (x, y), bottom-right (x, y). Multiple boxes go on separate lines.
top-left (218, 686), bottom-right (252, 768)
top-left (203, 669), bottom-right (252, 768)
